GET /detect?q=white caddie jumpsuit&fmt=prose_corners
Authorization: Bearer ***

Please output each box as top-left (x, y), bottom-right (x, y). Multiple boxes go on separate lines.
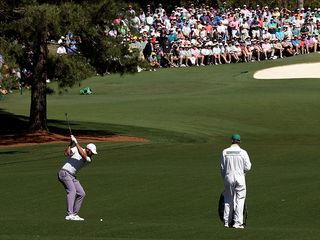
top-left (220, 144), bottom-right (251, 226)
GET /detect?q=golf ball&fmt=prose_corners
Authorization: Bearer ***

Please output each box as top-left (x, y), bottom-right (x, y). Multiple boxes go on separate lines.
top-left (100, 218), bottom-right (103, 222)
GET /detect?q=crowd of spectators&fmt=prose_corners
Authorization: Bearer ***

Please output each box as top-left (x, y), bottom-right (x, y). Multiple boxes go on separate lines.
top-left (108, 3), bottom-right (320, 69)
top-left (2, 3), bottom-right (320, 94)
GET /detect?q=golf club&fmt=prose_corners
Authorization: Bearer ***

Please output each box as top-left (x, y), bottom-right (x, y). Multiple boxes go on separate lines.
top-left (65, 113), bottom-right (73, 135)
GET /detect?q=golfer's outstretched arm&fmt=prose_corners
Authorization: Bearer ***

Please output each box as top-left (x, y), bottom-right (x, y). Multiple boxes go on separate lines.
top-left (75, 142), bottom-right (88, 159)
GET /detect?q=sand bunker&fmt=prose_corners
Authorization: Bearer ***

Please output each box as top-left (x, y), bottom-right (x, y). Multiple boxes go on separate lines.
top-left (254, 62), bottom-right (320, 79)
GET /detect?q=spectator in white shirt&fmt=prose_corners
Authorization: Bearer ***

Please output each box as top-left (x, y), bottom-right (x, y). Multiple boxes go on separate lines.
top-left (57, 44), bottom-right (67, 55)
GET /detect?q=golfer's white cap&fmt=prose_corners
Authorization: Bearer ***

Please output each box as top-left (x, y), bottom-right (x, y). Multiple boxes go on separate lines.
top-left (86, 143), bottom-right (97, 154)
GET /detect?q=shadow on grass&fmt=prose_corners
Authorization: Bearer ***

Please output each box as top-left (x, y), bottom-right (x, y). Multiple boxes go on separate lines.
top-left (0, 109), bottom-right (30, 135)
top-left (0, 109), bottom-right (204, 144)
top-left (0, 108), bottom-right (117, 137)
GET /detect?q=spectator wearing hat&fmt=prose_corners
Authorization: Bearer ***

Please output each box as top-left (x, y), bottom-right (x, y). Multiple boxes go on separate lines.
top-left (212, 42), bottom-right (222, 65)
top-left (245, 41), bottom-right (253, 62)
top-left (240, 5), bottom-right (250, 18)
top-left (291, 36), bottom-right (301, 55)
top-left (219, 43), bottom-right (230, 64)
top-left (240, 19), bottom-right (250, 40)
top-left (251, 40), bottom-right (262, 61)
top-left (261, 39), bottom-right (275, 59)
top-left (145, 12), bottom-right (154, 26)
top-left (273, 7), bottom-right (280, 18)
top-left (300, 24), bottom-right (310, 36)
top-left (201, 43), bottom-right (213, 65)
top-left (200, 11), bottom-right (211, 25)
top-left (226, 42), bottom-right (236, 63)
top-left (168, 29), bottom-right (178, 42)
top-left (188, 15), bottom-right (197, 28)
top-left (143, 38), bottom-right (153, 61)
top-left (191, 45), bottom-right (205, 66)
top-left (179, 46), bottom-right (188, 67)
top-left (239, 41), bottom-right (250, 62)
top-left (251, 17), bottom-right (261, 39)
top-left (304, 35), bottom-right (314, 53)
top-left (282, 37), bottom-right (294, 56)
top-left (205, 22), bottom-right (214, 38)
top-left (309, 35), bottom-right (318, 52)
top-left (57, 43), bottom-right (67, 55)
top-left (262, 29), bottom-right (272, 40)
top-left (185, 45), bottom-right (195, 66)
top-left (139, 9), bottom-right (146, 23)
top-left (273, 39), bottom-right (284, 58)
top-left (283, 25), bottom-right (293, 40)
top-left (216, 21), bottom-right (227, 40)
top-left (275, 27), bottom-right (285, 40)
top-left (149, 52), bottom-right (160, 71)
top-left (57, 36), bottom-right (65, 44)
top-left (199, 26), bottom-right (208, 39)
top-left (182, 22), bottom-right (192, 38)
top-left (229, 17), bottom-right (240, 38)
top-left (233, 42), bottom-right (243, 62)
top-left (222, 43), bottom-right (230, 63)
top-left (267, 18), bottom-right (277, 39)
top-left (155, 3), bottom-right (165, 17)
top-left (299, 36), bottom-right (306, 54)
top-left (169, 43), bottom-right (180, 67)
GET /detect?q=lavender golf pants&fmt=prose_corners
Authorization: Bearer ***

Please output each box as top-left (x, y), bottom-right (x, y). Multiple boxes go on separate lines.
top-left (58, 169), bottom-right (86, 215)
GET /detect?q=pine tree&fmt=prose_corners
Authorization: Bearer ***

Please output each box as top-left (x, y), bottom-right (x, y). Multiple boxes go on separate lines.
top-left (0, 0), bottom-right (142, 132)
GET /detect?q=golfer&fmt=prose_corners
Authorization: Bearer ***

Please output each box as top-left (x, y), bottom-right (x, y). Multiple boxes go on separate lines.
top-left (220, 134), bottom-right (251, 228)
top-left (58, 135), bottom-right (97, 221)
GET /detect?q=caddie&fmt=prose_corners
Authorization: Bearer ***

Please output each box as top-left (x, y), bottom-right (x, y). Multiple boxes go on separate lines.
top-left (220, 134), bottom-right (251, 228)
top-left (57, 135), bottom-right (97, 221)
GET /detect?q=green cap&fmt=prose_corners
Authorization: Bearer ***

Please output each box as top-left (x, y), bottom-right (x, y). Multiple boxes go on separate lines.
top-left (231, 134), bottom-right (241, 141)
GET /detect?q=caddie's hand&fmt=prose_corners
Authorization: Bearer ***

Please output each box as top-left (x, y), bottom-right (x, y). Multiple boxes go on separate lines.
top-left (71, 135), bottom-right (78, 144)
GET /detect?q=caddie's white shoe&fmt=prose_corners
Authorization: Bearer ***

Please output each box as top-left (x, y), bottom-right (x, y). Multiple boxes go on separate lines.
top-left (233, 224), bottom-right (244, 229)
top-left (224, 223), bottom-right (229, 228)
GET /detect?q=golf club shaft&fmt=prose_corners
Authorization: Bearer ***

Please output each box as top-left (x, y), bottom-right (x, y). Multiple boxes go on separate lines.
top-left (65, 113), bottom-right (73, 135)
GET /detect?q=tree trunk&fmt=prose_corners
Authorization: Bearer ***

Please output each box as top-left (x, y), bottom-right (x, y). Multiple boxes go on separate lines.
top-left (29, 31), bottom-right (48, 132)
top-left (297, 0), bottom-right (304, 9)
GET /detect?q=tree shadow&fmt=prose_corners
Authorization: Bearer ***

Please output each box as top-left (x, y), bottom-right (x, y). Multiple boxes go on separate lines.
top-left (0, 109), bottom-right (30, 135)
top-left (0, 108), bottom-right (117, 137)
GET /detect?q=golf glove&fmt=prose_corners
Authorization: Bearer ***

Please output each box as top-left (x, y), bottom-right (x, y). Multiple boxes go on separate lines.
top-left (71, 135), bottom-right (78, 144)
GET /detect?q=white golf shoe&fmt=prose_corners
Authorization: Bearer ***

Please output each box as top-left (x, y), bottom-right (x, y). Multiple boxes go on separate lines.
top-left (65, 214), bottom-right (85, 221)
top-left (73, 215), bottom-right (85, 221)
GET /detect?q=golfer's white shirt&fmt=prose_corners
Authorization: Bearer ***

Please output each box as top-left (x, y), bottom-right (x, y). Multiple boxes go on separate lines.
top-left (62, 147), bottom-right (91, 175)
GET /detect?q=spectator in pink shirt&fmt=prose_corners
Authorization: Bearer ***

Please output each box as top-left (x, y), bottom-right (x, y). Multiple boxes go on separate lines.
top-left (229, 17), bottom-right (240, 38)
top-left (191, 45), bottom-right (205, 66)
top-left (262, 39), bottom-right (275, 59)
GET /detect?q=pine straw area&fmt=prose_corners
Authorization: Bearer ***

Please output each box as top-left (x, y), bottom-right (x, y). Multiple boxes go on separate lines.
top-left (0, 131), bottom-right (148, 147)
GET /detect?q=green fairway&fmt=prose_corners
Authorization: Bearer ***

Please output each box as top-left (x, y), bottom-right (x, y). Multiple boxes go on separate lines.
top-left (1, 54), bottom-right (320, 239)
